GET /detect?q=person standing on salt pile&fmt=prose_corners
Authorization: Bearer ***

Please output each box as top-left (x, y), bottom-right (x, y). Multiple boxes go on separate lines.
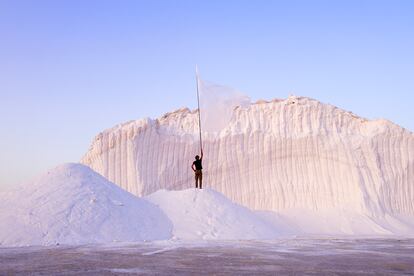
top-left (192, 149), bottom-right (203, 189)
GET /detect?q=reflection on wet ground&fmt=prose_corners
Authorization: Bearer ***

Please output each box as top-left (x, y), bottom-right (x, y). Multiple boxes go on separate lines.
top-left (1, 238), bottom-right (414, 275)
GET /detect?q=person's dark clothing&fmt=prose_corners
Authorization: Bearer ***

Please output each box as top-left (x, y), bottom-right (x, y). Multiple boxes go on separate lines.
top-left (195, 170), bottom-right (202, 189)
top-left (193, 159), bottom-right (203, 189)
top-left (193, 159), bottom-right (202, 170)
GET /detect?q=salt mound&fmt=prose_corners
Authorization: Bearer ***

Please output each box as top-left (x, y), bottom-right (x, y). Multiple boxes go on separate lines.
top-left (145, 188), bottom-right (282, 240)
top-left (3, 162), bottom-right (410, 247)
top-left (0, 163), bottom-right (172, 246)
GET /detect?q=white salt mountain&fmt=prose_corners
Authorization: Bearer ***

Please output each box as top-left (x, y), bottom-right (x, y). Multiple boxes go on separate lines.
top-left (0, 163), bottom-right (172, 246)
top-left (1, 94), bottom-right (413, 247)
top-left (81, 96), bottom-right (414, 235)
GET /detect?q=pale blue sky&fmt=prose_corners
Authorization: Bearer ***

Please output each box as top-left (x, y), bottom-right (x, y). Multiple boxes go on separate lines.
top-left (1, 0), bottom-right (413, 187)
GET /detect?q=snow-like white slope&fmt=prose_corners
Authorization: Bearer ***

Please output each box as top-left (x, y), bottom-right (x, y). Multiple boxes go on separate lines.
top-left (1, 162), bottom-right (411, 246)
top-left (81, 96), bottom-right (414, 220)
top-left (259, 208), bottom-right (414, 236)
top-left (0, 163), bottom-right (172, 246)
top-left (1, 164), bottom-right (305, 246)
top-left (145, 188), bottom-right (283, 240)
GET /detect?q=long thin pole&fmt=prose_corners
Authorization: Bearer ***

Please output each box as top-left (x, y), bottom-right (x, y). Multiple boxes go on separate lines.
top-left (195, 67), bottom-right (203, 152)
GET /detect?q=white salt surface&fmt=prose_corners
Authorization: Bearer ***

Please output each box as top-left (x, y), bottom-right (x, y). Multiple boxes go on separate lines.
top-left (81, 96), bottom-right (414, 220)
top-left (1, 162), bottom-right (413, 247)
top-left (145, 188), bottom-right (281, 240)
top-left (0, 163), bottom-right (172, 246)
top-left (0, 164), bottom-right (289, 246)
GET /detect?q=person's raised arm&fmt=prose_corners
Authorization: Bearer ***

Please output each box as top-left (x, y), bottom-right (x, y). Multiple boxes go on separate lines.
top-left (200, 148), bottom-right (203, 160)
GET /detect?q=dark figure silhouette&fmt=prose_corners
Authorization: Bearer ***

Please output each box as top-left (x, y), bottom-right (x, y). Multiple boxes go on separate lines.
top-left (192, 149), bottom-right (203, 189)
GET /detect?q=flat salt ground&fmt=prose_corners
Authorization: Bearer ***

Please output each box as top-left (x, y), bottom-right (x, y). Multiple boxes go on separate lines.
top-left (1, 239), bottom-right (413, 275)
top-left (0, 163), bottom-right (172, 246)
